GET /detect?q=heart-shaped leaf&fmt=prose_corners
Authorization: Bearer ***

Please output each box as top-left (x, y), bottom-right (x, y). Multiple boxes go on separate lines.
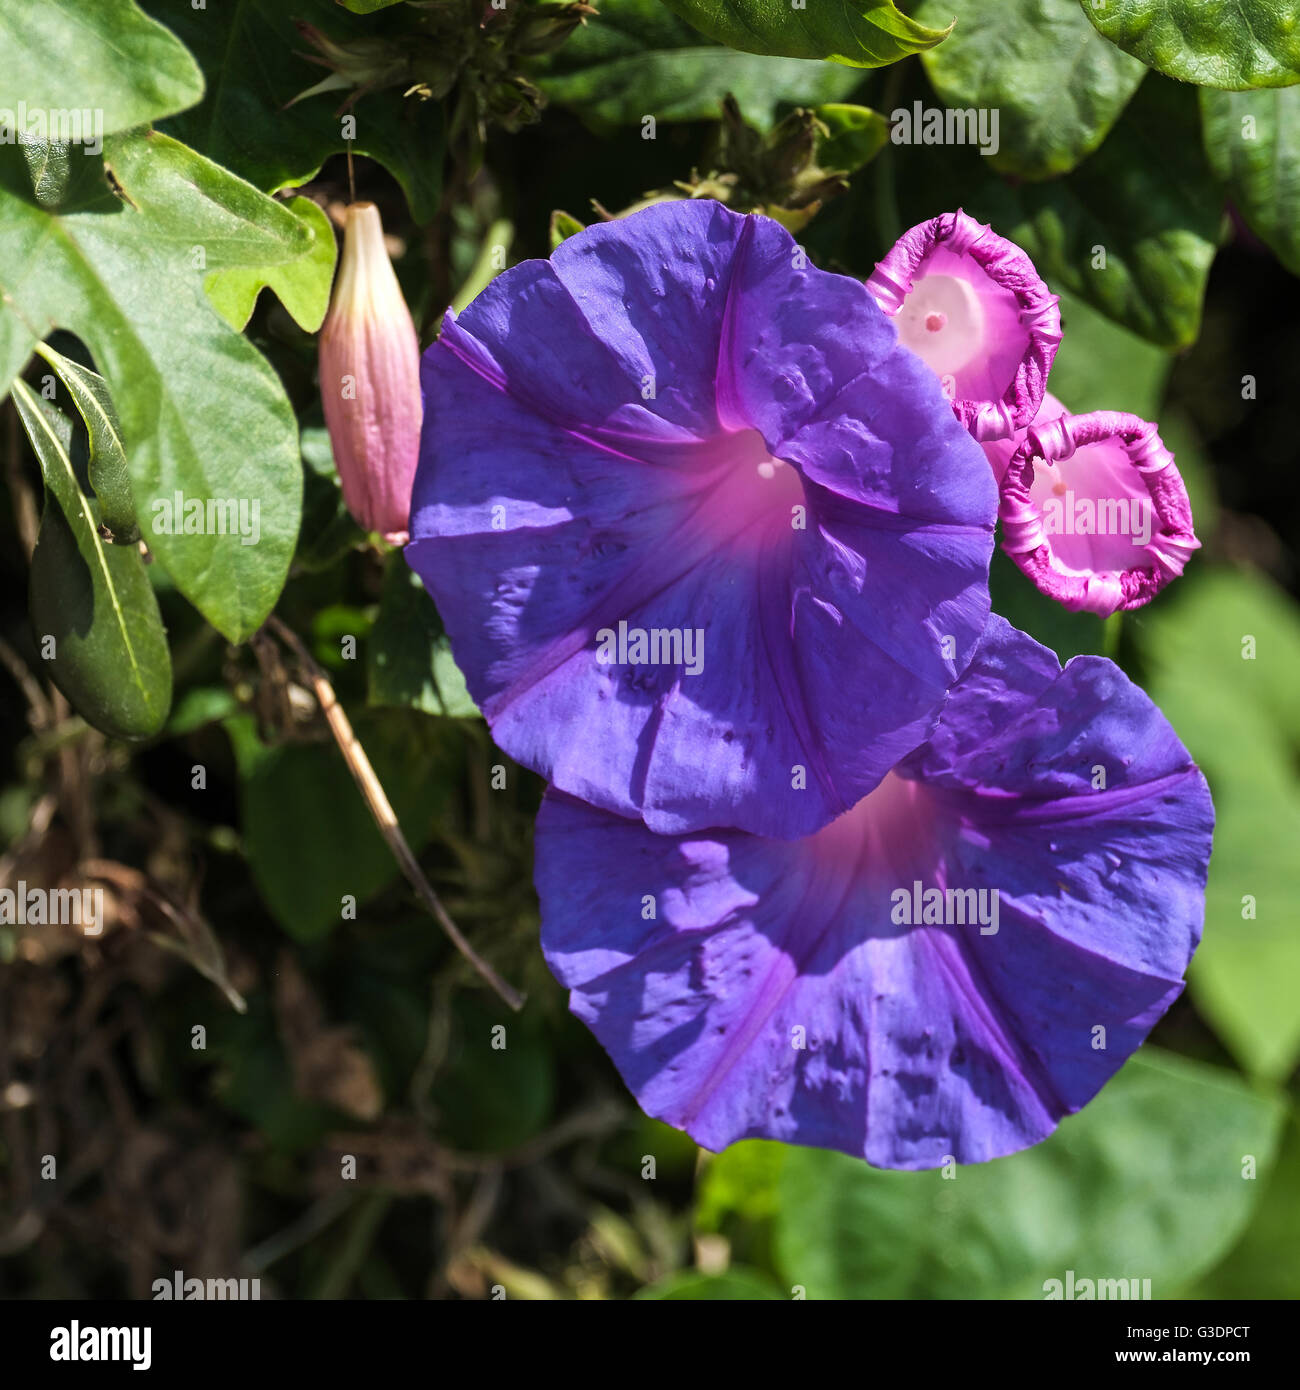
top-left (915, 0), bottom-right (1147, 179)
top-left (1082, 0), bottom-right (1300, 91)
top-left (1202, 84), bottom-right (1300, 275)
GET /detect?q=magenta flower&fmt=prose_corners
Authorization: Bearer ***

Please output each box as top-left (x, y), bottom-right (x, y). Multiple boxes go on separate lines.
top-left (866, 210), bottom-right (1062, 443)
top-left (319, 201), bottom-right (422, 544)
top-left (407, 199), bottom-right (998, 839)
top-left (986, 393), bottom-right (1201, 618)
top-left (871, 214), bottom-right (1200, 616)
top-left (535, 615), bottom-right (1213, 1170)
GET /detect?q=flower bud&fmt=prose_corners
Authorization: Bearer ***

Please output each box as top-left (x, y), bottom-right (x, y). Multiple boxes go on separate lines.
top-left (319, 202), bottom-right (421, 544)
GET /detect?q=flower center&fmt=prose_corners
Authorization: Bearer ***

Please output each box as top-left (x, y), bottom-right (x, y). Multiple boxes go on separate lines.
top-left (705, 429), bottom-right (804, 541)
top-left (895, 273), bottom-right (985, 377)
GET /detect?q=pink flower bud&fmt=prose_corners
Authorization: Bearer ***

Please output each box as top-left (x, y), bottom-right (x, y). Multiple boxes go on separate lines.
top-left (997, 397), bottom-right (1200, 617)
top-left (868, 210), bottom-right (1062, 444)
top-left (319, 201), bottom-right (421, 544)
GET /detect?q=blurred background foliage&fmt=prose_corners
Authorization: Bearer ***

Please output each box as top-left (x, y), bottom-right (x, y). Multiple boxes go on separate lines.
top-left (0, 0), bottom-right (1298, 1299)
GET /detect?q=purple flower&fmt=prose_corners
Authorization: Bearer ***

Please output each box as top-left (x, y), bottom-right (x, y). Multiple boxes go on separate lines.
top-left (985, 393), bottom-right (1201, 619)
top-left (535, 615), bottom-right (1213, 1169)
top-left (867, 210), bottom-right (1062, 443)
top-left (407, 199), bottom-right (998, 838)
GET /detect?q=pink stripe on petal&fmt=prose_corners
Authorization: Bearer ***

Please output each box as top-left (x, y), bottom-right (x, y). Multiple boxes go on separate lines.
top-left (868, 210), bottom-right (1062, 443)
top-left (999, 409), bottom-right (1201, 617)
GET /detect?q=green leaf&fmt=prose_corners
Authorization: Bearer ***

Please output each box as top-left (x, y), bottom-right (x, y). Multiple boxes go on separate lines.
top-left (634, 1269), bottom-right (786, 1299)
top-left (814, 103), bottom-right (889, 172)
top-left (1137, 567), bottom-right (1300, 1080)
top-left (295, 425), bottom-right (366, 573)
top-left (661, 0), bottom-right (953, 67)
top-left (549, 209), bottom-right (586, 250)
top-left (204, 196), bottom-right (338, 333)
top-left (226, 709), bottom-right (459, 942)
top-left (914, 0), bottom-right (1146, 179)
top-left (897, 75), bottom-right (1219, 348)
top-left (150, 0), bottom-right (446, 221)
top-left (0, 0), bottom-right (204, 137)
top-left (1048, 288), bottom-right (1172, 419)
top-left (532, 0), bottom-right (863, 129)
top-left (339, 0), bottom-right (408, 12)
top-left (0, 130), bottom-right (308, 642)
top-left (34, 341), bottom-right (140, 544)
top-left (767, 1049), bottom-right (1283, 1299)
top-left (1202, 85), bottom-right (1300, 275)
top-left (368, 555), bottom-right (480, 718)
top-left (13, 379), bottom-right (172, 740)
top-left (1191, 1112), bottom-right (1300, 1298)
top-left (1082, 0), bottom-right (1300, 91)
top-left (427, 996), bottom-right (554, 1152)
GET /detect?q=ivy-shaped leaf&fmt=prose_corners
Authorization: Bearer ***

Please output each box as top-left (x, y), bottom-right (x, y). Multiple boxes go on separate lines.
top-left (1082, 0), bottom-right (1300, 91)
top-left (148, 0), bottom-right (446, 221)
top-left (0, 131), bottom-right (312, 642)
top-left (204, 196), bottom-right (339, 333)
top-left (13, 379), bottom-right (172, 740)
top-left (0, 0), bottom-right (204, 137)
top-left (660, 0), bottom-right (954, 68)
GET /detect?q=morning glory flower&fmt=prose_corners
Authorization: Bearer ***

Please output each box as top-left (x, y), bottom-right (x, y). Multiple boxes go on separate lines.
top-left (534, 614), bottom-right (1213, 1170)
top-left (984, 393), bottom-right (1201, 618)
top-left (407, 199), bottom-right (998, 839)
top-left (867, 210), bottom-right (1062, 443)
top-left (319, 201), bottom-right (422, 544)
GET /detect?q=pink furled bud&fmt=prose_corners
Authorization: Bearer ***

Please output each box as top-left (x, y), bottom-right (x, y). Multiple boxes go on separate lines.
top-left (868, 210), bottom-right (1062, 444)
top-left (996, 395), bottom-right (1200, 618)
top-left (319, 201), bottom-right (421, 544)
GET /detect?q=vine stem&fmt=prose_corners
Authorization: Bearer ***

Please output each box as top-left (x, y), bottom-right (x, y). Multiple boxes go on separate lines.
top-left (266, 614), bottom-right (525, 1012)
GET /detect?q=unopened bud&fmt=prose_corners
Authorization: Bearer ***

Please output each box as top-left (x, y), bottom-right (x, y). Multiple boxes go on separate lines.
top-left (318, 202), bottom-right (421, 544)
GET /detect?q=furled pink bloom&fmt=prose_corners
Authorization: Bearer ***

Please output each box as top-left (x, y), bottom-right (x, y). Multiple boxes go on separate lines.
top-left (993, 393), bottom-right (1200, 617)
top-left (319, 201), bottom-right (421, 544)
top-left (867, 210), bottom-right (1062, 443)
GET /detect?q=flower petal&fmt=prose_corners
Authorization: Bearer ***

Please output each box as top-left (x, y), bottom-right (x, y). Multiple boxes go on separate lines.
top-left (535, 616), bottom-right (1213, 1168)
